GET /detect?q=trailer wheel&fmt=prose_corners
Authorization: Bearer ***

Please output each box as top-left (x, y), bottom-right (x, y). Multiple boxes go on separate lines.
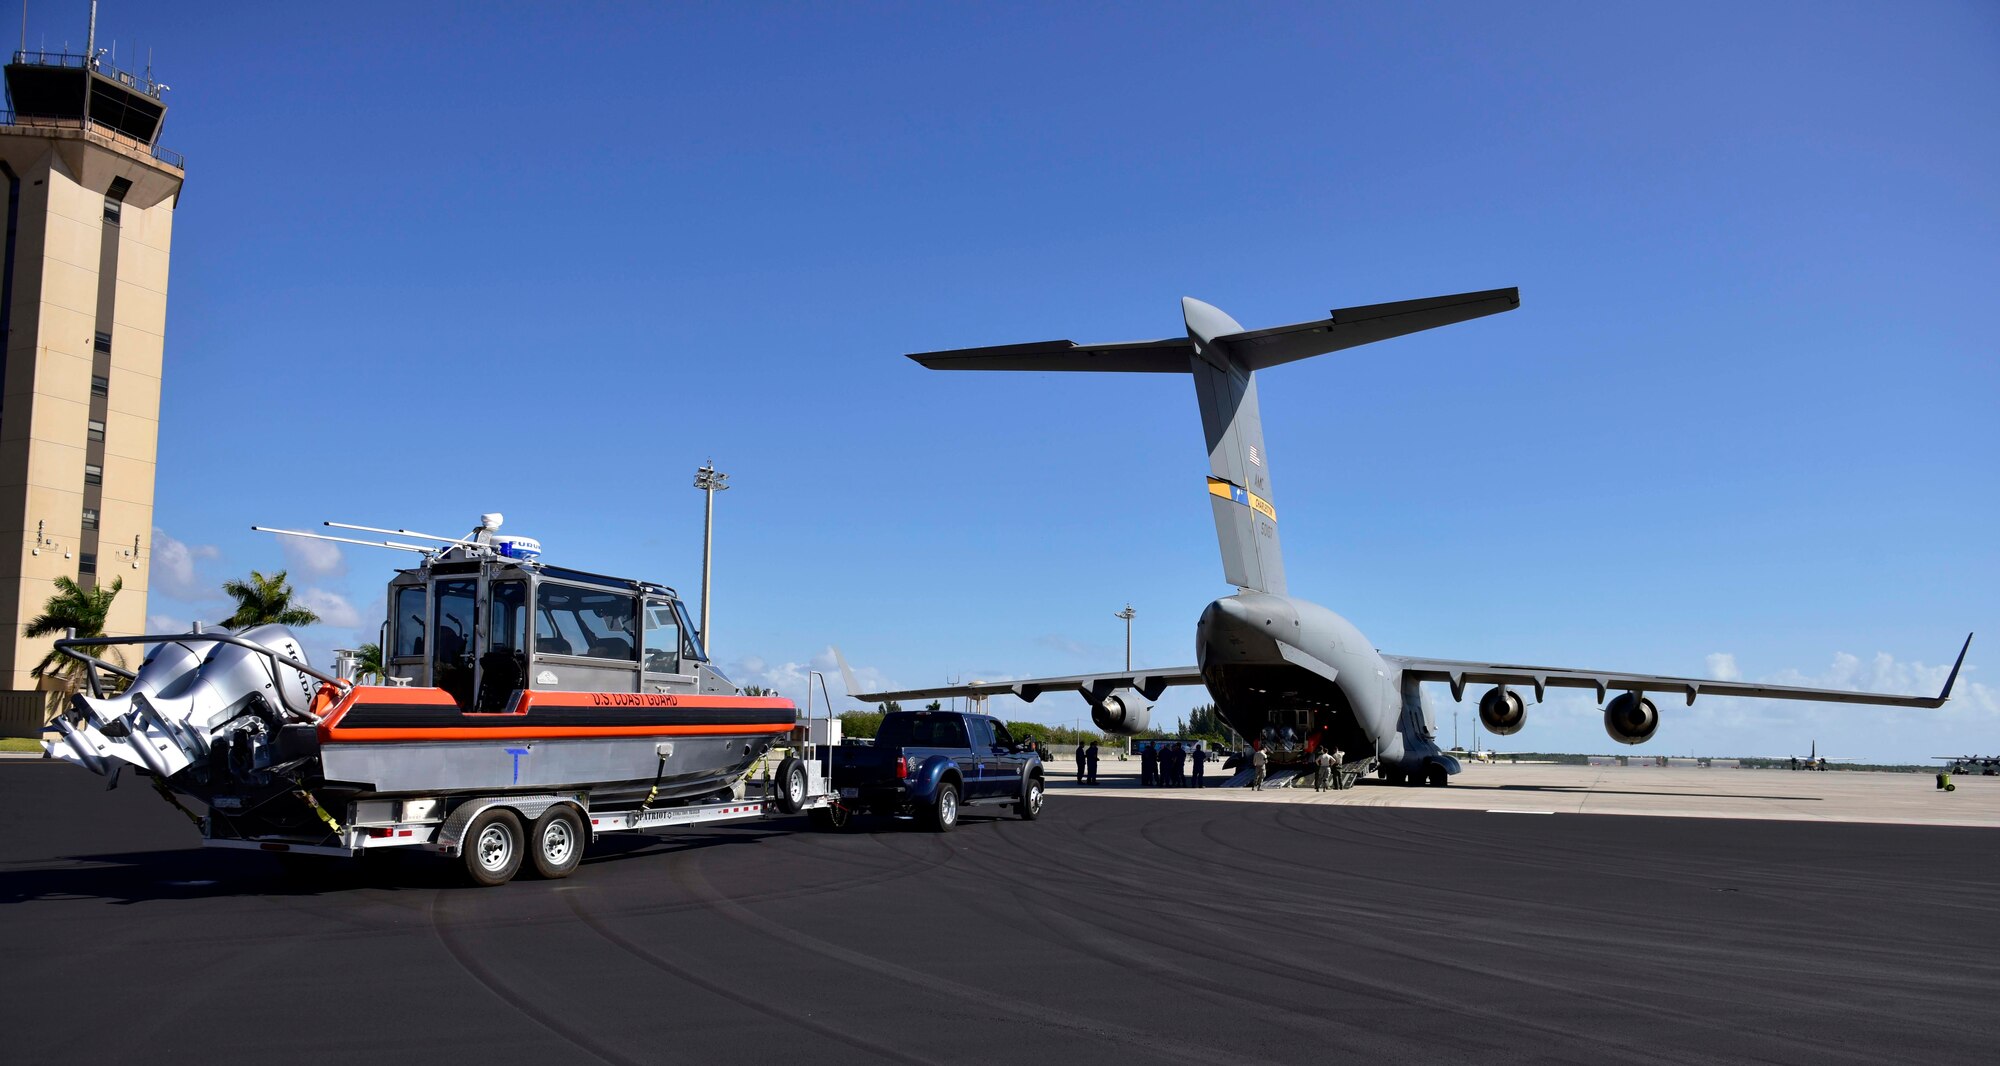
top-left (924, 783), bottom-right (960, 832)
top-left (809, 803), bottom-right (853, 831)
top-left (463, 808), bottom-right (525, 887)
top-left (1017, 776), bottom-right (1044, 820)
top-left (528, 805), bottom-right (585, 880)
top-left (773, 755), bottom-right (808, 814)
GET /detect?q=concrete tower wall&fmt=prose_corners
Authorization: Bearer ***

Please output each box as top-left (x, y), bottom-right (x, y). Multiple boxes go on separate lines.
top-left (0, 119), bottom-right (180, 698)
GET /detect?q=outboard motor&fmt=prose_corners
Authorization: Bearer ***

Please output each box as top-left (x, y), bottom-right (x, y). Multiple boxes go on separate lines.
top-left (47, 626), bottom-right (321, 783)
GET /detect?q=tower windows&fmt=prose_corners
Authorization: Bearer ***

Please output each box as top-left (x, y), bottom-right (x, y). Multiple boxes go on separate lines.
top-left (83, 464), bottom-right (102, 486)
top-left (91, 375), bottom-right (108, 397)
top-left (94, 331), bottom-right (111, 355)
top-left (103, 177), bottom-right (131, 226)
top-left (81, 507), bottom-right (99, 530)
top-left (87, 419), bottom-right (104, 442)
top-left (78, 553), bottom-right (96, 576)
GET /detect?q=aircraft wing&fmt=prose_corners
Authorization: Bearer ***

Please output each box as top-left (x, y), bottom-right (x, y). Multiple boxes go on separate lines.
top-left (1384, 634), bottom-right (1972, 708)
top-left (835, 651), bottom-right (1204, 705)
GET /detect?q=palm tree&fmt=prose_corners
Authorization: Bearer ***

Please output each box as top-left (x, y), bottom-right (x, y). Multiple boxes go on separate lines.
top-left (220, 570), bottom-right (319, 629)
top-left (356, 642), bottom-right (387, 684)
top-left (25, 576), bottom-right (125, 715)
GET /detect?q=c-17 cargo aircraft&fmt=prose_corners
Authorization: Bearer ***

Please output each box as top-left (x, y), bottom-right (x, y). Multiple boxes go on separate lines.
top-left (843, 288), bottom-right (1972, 785)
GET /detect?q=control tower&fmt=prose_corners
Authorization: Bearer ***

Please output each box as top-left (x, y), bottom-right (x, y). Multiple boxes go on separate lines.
top-left (0, 8), bottom-right (183, 701)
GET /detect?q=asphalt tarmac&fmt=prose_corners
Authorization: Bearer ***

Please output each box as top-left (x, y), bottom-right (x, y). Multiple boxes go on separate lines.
top-left (4, 760), bottom-right (1995, 1066)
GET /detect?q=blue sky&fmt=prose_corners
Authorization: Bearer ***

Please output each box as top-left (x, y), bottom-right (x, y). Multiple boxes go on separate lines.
top-left (69, 2), bottom-right (1995, 761)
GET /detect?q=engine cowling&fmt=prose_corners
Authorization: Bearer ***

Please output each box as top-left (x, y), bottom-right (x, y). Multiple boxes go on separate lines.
top-left (1090, 689), bottom-right (1152, 735)
top-left (1477, 687), bottom-right (1527, 736)
top-left (1603, 692), bottom-right (1660, 745)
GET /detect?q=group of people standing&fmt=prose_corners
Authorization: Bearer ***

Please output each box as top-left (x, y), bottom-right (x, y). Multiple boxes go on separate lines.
top-left (1071, 742), bottom-right (1100, 785)
top-left (1139, 741), bottom-right (1209, 787)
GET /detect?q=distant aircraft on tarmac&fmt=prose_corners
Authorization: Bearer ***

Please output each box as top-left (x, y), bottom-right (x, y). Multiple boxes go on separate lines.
top-left (1935, 754), bottom-right (2000, 776)
top-left (844, 288), bottom-right (1972, 786)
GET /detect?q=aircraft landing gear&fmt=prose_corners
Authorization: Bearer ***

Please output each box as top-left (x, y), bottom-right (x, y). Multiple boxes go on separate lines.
top-left (1424, 762), bottom-right (1450, 787)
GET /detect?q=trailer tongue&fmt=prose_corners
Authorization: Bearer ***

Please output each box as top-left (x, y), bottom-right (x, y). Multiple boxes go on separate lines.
top-left (43, 514), bottom-right (839, 885)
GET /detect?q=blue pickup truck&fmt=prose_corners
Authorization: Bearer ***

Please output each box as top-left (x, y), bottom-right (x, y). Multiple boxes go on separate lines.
top-left (818, 710), bottom-right (1045, 831)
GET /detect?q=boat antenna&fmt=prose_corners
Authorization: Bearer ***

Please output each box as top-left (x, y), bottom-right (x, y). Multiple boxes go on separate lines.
top-left (323, 521), bottom-right (480, 549)
top-left (252, 526), bottom-right (434, 555)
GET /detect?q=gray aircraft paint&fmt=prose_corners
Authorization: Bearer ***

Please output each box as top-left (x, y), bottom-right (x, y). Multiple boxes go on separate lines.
top-left (859, 288), bottom-right (1970, 778)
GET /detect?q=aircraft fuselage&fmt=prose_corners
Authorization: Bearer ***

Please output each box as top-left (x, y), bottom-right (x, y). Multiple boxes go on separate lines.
top-left (1197, 592), bottom-right (1451, 776)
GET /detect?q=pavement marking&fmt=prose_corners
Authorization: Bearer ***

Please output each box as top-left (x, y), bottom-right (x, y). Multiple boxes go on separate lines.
top-left (1488, 809), bottom-right (1555, 814)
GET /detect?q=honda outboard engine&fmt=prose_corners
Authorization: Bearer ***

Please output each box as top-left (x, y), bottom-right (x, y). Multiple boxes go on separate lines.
top-left (46, 625), bottom-right (321, 784)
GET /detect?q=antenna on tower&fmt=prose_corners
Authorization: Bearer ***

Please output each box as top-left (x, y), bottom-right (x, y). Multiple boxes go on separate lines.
top-left (84, 0), bottom-right (94, 69)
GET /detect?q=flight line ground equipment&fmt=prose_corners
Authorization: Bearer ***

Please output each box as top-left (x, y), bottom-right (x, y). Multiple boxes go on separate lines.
top-left (43, 514), bottom-right (841, 887)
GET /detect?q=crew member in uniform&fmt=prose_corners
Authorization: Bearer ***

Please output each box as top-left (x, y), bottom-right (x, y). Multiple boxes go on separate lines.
top-left (1141, 742), bottom-right (1156, 787)
top-left (1085, 742), bottom-right (1100, 785)
top-left (1251, 746), bottom-right (1268, 790)
top-left (1075, 743), bottom-right (1086, 783)
top-left (1190, 744), bottom-right (1208, 788)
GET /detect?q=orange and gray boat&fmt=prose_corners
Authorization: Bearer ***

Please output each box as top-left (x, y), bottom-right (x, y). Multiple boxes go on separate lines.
top-left (45, 514), bottom-right (832, 885)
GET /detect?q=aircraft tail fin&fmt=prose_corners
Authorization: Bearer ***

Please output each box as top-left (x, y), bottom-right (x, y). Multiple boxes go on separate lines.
top-left (907, 287), bottom-right (1520, 596)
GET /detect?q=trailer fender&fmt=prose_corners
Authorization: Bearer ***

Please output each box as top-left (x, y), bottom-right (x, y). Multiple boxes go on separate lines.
top-left (436, 793), bottom-right (587, 856)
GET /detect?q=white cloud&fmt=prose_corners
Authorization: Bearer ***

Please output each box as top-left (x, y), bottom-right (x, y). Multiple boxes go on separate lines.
top-left (281, 537), bottom-right (346, 579)
top-left (299, 588), bottom-right (362, 628)
top-left (146, 613), bottom-right (187, 633)
top-left (723, 646), bottom-right (899, 709)
top-left (1705, 652), bottom-right (1741, 682)
top-left (150, 527), bottom-right (219, 600)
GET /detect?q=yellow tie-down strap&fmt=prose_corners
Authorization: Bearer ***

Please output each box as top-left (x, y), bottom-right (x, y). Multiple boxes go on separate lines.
top-left (1208, 477), bottom-right (1276, 523)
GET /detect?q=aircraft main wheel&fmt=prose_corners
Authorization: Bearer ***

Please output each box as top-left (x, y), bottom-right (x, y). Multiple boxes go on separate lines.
top-left (528, 805), bottom-right (585, 880)
top-left (924, 783), bottom-right (961, 832)
top-left (1017, 777), bottom-right (1045, 820)
top-left (463, 808), bottom-right (525, 887)
top-left (809, 803), bottom-right (854, 830)
top-left (1425, 763), bottom-right (1450, 787)
top-left (772, 755), bottom-right (808, 814)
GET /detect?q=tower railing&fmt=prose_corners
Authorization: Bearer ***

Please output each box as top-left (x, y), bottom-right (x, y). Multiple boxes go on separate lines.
top-left (0, 109), bottom-right (183, 169)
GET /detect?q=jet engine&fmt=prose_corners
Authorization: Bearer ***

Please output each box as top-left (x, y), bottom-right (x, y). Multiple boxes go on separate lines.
top-left (1090, 689), bottom-right (1152, 735)
top-left (1477, 686), bottom-right (1526, 736)
top-left (1603, 692), bottom-right (1660, 745)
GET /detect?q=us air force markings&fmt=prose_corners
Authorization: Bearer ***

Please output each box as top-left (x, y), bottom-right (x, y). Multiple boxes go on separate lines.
top-left (849, 289), bottom-right (1970, 788)
top-left (3, 763), bottom-right (1995, 1065)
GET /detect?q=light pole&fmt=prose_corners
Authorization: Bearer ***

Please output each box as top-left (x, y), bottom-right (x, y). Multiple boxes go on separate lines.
top-left (693, 461), bottom-right (730, 652)
top-left (1115, 603), bottom-right (1135, 671)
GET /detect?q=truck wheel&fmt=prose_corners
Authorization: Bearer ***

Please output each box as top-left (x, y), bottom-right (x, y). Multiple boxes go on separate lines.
top-left (528, 805), bottom-right (585, 880)
top-left (772, 755), bottom-right (808, 814)
top-left (809, 803), bottom-right (853, 831)
top-left (1017, 776), bottom-right (1045, 820)
top-left (463, 808), bottom-right (524, 887)
top-left (924, 783), bottom-right (960, 832)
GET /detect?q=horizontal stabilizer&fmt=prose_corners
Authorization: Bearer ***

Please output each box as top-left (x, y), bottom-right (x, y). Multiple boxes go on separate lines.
top-left (910, 337), bottom-right (1194, 373)
top-left (1218, 287), bottom-right (1520, 371)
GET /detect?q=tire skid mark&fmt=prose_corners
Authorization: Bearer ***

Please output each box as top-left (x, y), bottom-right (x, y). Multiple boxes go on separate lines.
top-left (955, 803), bottom-right (1751, 1066)
top-left (427, 889), bottom-right (647, 1066)
top-left (670, 839), bottom-right (1263, 1066)
top-left (560, 889), bottom-right (941, 1066)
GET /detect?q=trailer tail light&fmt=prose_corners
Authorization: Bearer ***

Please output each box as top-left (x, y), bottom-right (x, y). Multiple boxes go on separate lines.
top-left (897, 756), bottom-right (909, 779)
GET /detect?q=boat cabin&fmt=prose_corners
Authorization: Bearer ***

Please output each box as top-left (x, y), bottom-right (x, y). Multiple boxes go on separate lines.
top-left (382, 548), bottom-right (731, 712)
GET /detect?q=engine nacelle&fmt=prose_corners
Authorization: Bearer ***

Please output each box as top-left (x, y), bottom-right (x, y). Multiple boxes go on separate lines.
top-left (1090, 689), bottom-right (1152, 736)
top-left (1477, 687), bottom-right (1526, 736)
top-left (1603, 692), bottom-right (1660, 745)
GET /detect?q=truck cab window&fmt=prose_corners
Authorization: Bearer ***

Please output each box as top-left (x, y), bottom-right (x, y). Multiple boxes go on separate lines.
top-left (990, 720), bottom-right (1016, 750)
